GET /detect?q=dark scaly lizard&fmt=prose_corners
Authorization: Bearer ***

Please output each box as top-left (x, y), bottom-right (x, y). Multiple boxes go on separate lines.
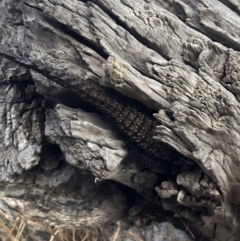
top-left (0, 50), bottom-right (177, 164)
top-left (78, 80), bottom-right (177, 162)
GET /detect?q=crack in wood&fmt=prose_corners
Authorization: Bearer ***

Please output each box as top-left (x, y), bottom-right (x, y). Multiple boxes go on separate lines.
top-left (0, 49), bottom-right (178, 166)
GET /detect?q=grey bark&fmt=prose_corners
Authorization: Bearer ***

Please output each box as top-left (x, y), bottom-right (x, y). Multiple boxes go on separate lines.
top-left (0, 0), bottom-right (240, 240)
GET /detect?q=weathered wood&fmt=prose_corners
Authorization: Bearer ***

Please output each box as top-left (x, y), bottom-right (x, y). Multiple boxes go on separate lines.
top-left (151, 0), bottom-right (240, 50)
top-left (1, 0), bottom-right (240, 240)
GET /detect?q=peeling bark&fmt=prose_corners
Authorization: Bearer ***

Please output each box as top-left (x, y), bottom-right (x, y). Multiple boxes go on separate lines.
top-left (1, 0), bottom-right (240, 240)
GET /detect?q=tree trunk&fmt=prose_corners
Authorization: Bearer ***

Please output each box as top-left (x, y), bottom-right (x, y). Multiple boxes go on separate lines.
top-left (0, 0), bottom-right (240, 240)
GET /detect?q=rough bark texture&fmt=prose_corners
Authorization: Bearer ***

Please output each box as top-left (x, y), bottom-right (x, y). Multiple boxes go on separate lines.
top-left (0, 0), bottom-right (240, 240)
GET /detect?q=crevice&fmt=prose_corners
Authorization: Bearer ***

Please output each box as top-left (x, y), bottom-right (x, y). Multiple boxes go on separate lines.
top-left (91, 0), bottom-right (240, 57)
top-left (36, 10), bottom-right (109, 60)
top-left (150, 0), bottom-right (240, 52)
top-left (218, 0), bottom-right (240, 16)
top-left (8, 78), bottom-right (34, 85)
top-left (38, 143), bottom-right (66, 173)
top-left (44, 95), bottom-right (98, 113)
top-left (23, 1), bottom-right (44, 12)
top-left (165, 110), bottom-right (175, 122)
top-left (77, 0), bottom-right (88, 3)
top-left (57, 21), bottom-right (109, 60)
top-left (185, 19), bottom-right (240, 52)
top-left (0, 24), bottom-right (182, 165)
top-left (199, 26), bottom-right (240, 51)
top-left (88, 0), bottom-right (172, 61)
top-left (88, 1), bottom-right (201, 74)
top-left (0, 50), bottom-right (104, 114)
top-left (23, 2), bottom-right (108, 61)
